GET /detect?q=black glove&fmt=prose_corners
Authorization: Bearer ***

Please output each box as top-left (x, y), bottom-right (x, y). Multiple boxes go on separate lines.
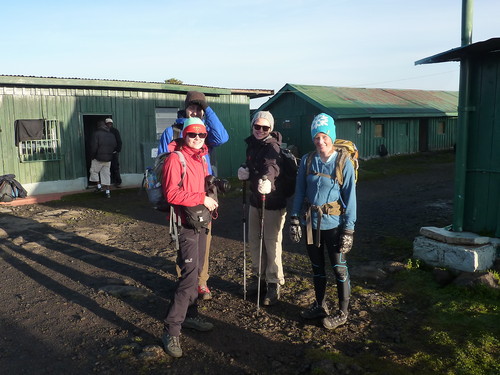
top-left (339, 229), bottom-right (354, 254)
top-left (289, 216), bottom-right (302, 243)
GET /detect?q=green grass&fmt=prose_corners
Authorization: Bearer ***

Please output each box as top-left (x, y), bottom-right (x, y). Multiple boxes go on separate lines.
top-left (316, 262), bottom-right (499, 374)
top-left (389, 267), bottom-right (500, 374)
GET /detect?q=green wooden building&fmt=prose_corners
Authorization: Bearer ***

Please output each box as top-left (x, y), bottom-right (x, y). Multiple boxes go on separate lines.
top-left (0, 75), bottom-right (272, 195)
top-left (257, 83), bottom-right (458, 159)
top-left (417, 38), bottom-right (500, 238)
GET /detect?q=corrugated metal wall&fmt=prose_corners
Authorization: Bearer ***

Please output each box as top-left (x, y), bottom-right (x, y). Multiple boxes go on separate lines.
top-left (462, 56), bottom-right (500, 237)
top-left (0, 85), bottom-right (249, 185)
top-left (206, 94), bottom-right (249, 177)
top-left (260, 92), bottom-right (456, 160)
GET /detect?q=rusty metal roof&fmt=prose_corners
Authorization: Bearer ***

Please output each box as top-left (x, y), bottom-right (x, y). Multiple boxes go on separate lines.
top-left (264, 83), bottom-right (458, 119)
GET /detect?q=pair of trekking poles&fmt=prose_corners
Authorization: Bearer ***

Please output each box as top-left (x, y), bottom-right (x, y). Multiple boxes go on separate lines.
top-left (242, 170), bottom-right (267, 312)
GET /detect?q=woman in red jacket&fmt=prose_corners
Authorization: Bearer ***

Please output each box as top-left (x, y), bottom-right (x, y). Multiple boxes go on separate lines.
top-left (161, 117), bottom-right (218, 358)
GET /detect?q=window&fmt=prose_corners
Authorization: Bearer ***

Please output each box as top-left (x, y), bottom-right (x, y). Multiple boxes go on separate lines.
top-left (437, 121), bottom-right (446, 135)
top-left (16, 119), bottom-right (61, 162)
top-left (374, 123), bottom-right (384, 138)
top-left (155, 108), bottom-right (179, 140)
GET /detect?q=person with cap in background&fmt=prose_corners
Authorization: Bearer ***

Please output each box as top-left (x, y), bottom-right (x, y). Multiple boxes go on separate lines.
top-left (89, 119), bottom-right (117, 198)
top-left (105, 118), bottom-right (123, 188)
top-left (237, 111), bottom-right (287, 306)
top-left (161, 117), bottom-right (218, 358)
top-left (289, 113), bottom-right (357, 330)
top-left (158, 91), bottom-right (229, 301)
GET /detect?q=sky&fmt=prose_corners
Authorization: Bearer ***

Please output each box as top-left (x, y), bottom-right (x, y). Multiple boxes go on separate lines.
top-left (1, 0), bottom-right (499, 108)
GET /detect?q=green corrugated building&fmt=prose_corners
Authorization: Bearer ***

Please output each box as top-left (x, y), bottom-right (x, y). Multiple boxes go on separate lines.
top-left (0, 75), bottom-right (272, 195)
top-left (417, 38), bottom-right (500, 238)
top-left (257, 83), bottom-right (458, 159)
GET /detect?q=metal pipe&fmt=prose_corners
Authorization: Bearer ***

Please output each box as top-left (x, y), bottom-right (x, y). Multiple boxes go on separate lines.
top-left (453, 0), bottom-right (474, 232)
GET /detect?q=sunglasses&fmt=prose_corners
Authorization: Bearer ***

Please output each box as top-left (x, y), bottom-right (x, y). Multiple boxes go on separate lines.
top-left (186, 132), bottom-right (208, 139)
top-left (253, 125), bottom-right (270, 132)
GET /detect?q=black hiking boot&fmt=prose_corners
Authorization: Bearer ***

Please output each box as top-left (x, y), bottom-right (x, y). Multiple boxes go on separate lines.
top-left (322, 310), bottom-right (348, 330)
top-left (263, 283), bottom-right (280, 306)
top-left (300, 301), bottom-right (330, 319)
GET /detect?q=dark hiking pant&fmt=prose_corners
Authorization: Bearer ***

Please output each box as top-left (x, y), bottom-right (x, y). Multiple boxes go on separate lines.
top-left (164, 225), bottom-right (208, 337)
top-left (306, 227), bottom-right (350, 313)
top-left (110, 153), bottom-right (121, 185)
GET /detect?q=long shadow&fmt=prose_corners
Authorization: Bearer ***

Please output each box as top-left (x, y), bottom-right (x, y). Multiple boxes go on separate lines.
top-left (0, 213), bottom-right (178, 332)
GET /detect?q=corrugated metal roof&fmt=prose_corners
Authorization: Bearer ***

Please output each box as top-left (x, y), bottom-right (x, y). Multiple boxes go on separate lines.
top-left (0, 75), bottom-right (272, 98)
top-left (264, 83), bottom-right (458, 119)
top-left (415, 37), bottom-right (500, 65)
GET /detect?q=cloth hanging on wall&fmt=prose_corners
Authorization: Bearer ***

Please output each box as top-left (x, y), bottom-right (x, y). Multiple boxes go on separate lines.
top-left (14, 119), bottom-right (44, 146)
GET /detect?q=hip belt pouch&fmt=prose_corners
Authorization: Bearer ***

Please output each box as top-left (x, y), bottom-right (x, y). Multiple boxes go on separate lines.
top-left (181, 204), bottom-right (211, 230)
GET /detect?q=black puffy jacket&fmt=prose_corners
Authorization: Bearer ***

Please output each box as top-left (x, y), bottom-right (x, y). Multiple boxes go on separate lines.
top-left (245, 131), bottom-right (287, 210)
top-left (90, 125), bottom-right (117, 162)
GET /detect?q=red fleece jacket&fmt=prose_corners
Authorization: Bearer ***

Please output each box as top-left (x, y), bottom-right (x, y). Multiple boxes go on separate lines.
top-left (162, 143), bottom-right (209, 223)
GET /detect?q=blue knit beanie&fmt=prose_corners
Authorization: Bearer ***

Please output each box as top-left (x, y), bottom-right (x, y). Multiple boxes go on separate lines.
top-left (311, 113), bottom-right (336, 141)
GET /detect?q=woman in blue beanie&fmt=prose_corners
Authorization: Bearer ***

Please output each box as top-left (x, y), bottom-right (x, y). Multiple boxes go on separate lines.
top-left (289, 113), bottom-right (357, 329)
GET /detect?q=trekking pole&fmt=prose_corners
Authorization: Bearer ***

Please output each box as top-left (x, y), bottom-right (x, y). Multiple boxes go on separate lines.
top-left (242, 172), bottom-right (247, 300)
top-left (256, 175), bottom-right (267, 312)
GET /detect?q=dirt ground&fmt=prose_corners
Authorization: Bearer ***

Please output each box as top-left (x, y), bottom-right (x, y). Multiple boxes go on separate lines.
top-left (0, 153), bottom-right (455, 375)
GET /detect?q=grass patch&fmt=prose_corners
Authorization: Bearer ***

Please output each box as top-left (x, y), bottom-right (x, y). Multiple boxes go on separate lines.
top-left (388, 268), bottom-right (500, 374)
top-left (318, 266), bottom-right (499, 374)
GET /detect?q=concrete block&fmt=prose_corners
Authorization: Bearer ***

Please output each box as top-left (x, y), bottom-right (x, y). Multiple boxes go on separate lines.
top-left (419, 226), bottom-right (490, 245)
top-left (413, 236), bottom-right (496, 272)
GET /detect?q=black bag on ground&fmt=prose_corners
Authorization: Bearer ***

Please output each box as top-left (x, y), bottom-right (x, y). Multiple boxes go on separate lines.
top-left (0, 174), bottom-right (28, 202)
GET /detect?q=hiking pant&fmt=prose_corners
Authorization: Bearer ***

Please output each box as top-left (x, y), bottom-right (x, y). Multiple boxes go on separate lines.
top-left (176, 221), bottom-right (211, 287)
top-left (89, 159), bottom-right (111, 186)
top-left (164, 225), bottom-right (208, 337)
top-left (306, 227), bottom-right (350, 313)
top-left (248, 205), bottom-right (286, 285)
top-left (110, 153), bottom-right (121, 185)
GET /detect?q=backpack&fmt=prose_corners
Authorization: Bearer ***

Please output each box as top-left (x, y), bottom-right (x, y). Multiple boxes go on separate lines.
top-left (306, 139), bottom-right (359, 186)
top-left (143, 151), bottom-right (187, 212)
top-left (0, 174), bottom-right (28, 202)
top-left (277, 147), bottom-right (299, 198)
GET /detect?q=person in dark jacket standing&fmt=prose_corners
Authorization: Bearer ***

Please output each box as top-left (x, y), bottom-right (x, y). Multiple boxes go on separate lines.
top-left (89, 120), bottom-right (117, 198)
top-left (237, 111), bottom-right (287, 306)
top-left (106, 118), bottom-right (122, 188)
top-left (161, 117), bottom-right (218, 358)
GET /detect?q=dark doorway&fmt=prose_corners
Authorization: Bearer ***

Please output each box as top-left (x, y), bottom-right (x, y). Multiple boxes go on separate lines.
top-left (83, 115), bottom-right (112, 181)
top-left (419, 119), bottom-right (429, 152)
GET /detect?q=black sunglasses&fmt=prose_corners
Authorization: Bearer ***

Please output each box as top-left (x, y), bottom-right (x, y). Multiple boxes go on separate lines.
top-left (186, 132), bottom-right (207, 139)
top-left (253, 125), bottom-right (270, 132)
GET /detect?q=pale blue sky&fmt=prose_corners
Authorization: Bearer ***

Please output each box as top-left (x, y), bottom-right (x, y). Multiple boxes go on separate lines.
top-left (1, 0), bottom-right (498, 107)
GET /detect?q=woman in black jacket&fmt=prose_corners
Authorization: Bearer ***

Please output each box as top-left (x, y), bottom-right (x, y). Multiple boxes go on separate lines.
top-left (238, 111), bottom-right (287, 306)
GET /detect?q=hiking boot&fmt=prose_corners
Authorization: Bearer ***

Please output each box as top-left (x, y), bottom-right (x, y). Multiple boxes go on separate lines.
top-left (182, 316), bottom-right (214, 332)
top-left (198, 285), bottom-right (212, 300)
top-left (263, 283), bottom-right (280, 306)
top-left (322, 310), bottom-right (348, 330)
top-left (300, 301), bottom-right (330, 319)
top-left (94, 187), bottom-right (102, 193)
top-left (161, 333), bottom-right (182, 358)
top-left (239, 277), bottom-right (265, 296)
